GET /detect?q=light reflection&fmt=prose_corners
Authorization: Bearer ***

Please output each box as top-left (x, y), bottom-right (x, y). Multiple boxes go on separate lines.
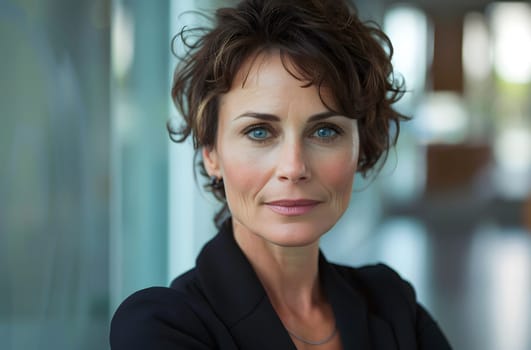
top-left (493, 128), bottom-right (531, 199)
top-left (384, 5), bottom-right (429, 111)
top-left (490, 2), bottom-right (531, 84)
top-left (111, 1), bottom-right (134, 79)
top-left (495, 129), bottom-right (531, 173)
top-left (467, 226), bottom-right (531, 350)
top-left (376, 218), bottom-right (429, 304)
top-left (413, 92), bottom-right (469, 143)
top-left (463, 12), bottom-right (491, 81)
top-left (488, 233), bottom-right (531, 350)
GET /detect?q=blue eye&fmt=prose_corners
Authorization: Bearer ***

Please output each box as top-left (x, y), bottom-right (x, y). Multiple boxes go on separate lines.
top-left (247, 127), bottom-right (270, 140)
top-left (314, 127), bottom-right (337, 138)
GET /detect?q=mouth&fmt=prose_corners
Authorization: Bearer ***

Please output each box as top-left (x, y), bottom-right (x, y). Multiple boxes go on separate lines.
top-left (264, 199), bottom-right (321, 216)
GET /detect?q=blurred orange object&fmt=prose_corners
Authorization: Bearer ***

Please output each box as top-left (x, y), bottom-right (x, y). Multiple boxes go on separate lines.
top-left (524, 192), bottom-right (531, 233)
top-left (425, 143), bottom-right (492, 194)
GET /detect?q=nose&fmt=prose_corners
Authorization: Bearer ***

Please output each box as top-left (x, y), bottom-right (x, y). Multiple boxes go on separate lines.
top-left (275, 140), bottom-right (310, 183)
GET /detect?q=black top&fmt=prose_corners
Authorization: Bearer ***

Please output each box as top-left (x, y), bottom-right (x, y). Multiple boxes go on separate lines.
top-left (110, 219), bottom-right (452, 349)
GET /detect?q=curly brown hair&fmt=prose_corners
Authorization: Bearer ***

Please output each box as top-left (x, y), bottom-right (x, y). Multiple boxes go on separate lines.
top-left (169, 0), bottom-right (407, 226)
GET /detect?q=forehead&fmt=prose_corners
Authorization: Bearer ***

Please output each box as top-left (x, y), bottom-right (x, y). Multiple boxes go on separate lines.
top-left (232, 51), bottom-right (302, 89)
top-left (222, 51), bottom-right (337, 109)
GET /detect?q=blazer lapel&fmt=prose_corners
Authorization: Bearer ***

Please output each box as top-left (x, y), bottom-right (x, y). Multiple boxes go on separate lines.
top-left (195, 220), bottom-right (378, 349)
top-left (229, 296), bottom-right (296, 349)
top-left (320, 253), bottom-right (372, 350)
top-left (195, 219), bottom-right (296, 350)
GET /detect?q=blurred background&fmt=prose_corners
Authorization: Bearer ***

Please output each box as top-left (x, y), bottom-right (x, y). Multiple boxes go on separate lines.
top-left (1, 0), bottom-right (530, 349)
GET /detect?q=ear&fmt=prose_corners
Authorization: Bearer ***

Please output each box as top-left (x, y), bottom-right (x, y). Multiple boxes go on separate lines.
top-left (202, 146), bottom-right (221, 177)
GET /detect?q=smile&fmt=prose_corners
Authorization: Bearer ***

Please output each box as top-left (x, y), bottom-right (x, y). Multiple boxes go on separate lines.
top-left (265, 199), bottom-right (321, 216)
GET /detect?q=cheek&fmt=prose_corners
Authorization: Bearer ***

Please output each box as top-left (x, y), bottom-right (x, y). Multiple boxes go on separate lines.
top-left (220, 150), bottom-right (271, 200)
top-left (316, 151), bottom-right (357, 200)
top-left (325, 162), bottom-right (356, 189)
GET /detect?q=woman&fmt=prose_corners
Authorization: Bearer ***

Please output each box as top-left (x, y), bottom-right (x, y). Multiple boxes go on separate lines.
top-left (110, 0), bottom-right (452, 349)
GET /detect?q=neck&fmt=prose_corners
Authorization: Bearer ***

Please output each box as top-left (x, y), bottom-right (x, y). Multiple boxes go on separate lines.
top-left (232, 220), bottom-right (324, 316)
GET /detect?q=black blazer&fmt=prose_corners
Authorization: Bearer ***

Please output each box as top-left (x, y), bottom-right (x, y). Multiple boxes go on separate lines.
top-left (110, 219), bottom-right (452, 349)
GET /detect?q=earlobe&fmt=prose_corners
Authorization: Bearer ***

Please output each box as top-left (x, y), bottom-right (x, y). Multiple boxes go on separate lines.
top-left (202, 146), bottom-right (220, 177)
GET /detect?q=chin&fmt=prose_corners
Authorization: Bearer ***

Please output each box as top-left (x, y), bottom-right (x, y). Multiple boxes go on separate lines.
top-left (260, 221), bottom-right (334, 248)
top-left (232, 211), bottom-right (340, 248)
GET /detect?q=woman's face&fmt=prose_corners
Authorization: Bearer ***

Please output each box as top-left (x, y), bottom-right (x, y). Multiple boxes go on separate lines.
top-left (203, 52), bottom-right (359, 247)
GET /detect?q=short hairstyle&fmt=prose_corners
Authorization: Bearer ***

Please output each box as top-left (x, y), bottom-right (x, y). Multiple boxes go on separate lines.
top-left (169, 0), bottom-right (407, 226)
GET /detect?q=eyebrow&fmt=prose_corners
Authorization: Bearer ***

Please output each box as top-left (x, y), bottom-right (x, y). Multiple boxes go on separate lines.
top-left (234, 111), bottom-right (341, 122)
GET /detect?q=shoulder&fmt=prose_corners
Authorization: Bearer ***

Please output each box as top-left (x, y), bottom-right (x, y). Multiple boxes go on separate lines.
top-left (332, 262), bottom-right (417, 316)
top-left (110, 270), bottom-right (216, 350)
top-left (332, 261), bottom-right (408, 288)
top-left (331, 262), bottom-right (453, 349)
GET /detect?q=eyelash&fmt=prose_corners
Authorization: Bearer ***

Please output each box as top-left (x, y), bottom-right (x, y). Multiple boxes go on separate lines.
top-left (242, 123), bottom-right (276, 143)
top-left (242, 123), bottom-right (344, 144)
top-left (310, 123), bottom-right (343, 142)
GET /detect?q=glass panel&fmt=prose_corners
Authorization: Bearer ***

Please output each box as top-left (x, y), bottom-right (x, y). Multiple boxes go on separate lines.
top-left (109, 0), bottom-right (170, 310)
top-left (0, 0), bottom-right (111, 349)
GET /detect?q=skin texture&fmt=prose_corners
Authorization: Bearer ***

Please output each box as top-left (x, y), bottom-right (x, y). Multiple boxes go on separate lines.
top-left (202, 51), bottom-right (359, 349)
top-left (203, 51), bottom-right (359, 248)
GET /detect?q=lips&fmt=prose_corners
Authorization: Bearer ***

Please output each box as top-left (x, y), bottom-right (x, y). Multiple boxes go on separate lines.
top-left (265, 199), bottom-right (321, 216)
